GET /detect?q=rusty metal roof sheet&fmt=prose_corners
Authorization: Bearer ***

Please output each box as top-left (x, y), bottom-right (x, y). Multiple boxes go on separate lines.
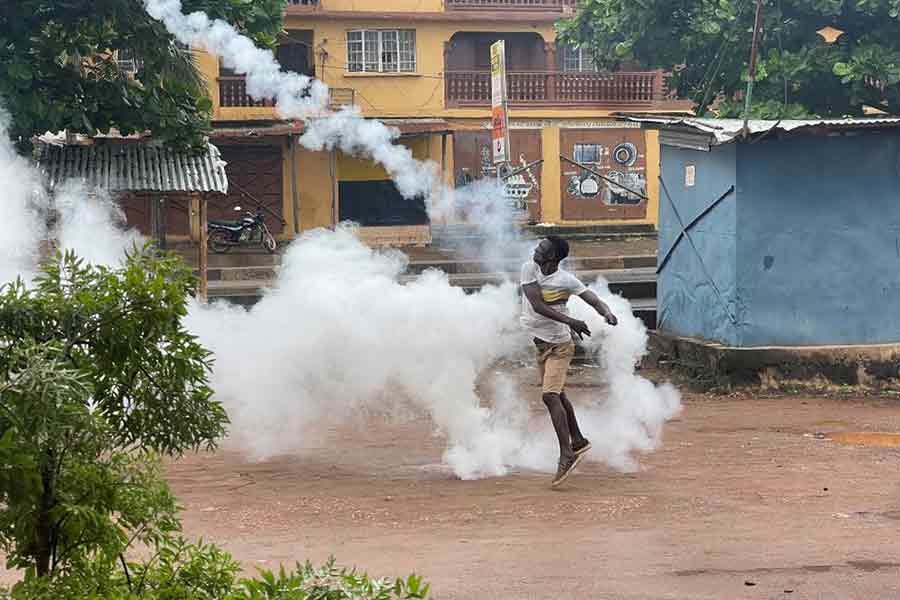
top-left (37, 141), bottom-right (228, 194)
top-left (624, 116), bottom-right (900, 144)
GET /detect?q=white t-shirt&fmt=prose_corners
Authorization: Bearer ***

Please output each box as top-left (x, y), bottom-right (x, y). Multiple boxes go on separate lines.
top-left (520, 261), bottom-right (587, 344)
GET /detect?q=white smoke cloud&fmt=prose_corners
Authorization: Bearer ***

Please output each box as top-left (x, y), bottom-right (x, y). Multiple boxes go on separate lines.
top-left (142, 0), bottom-right (437, 201)
top-left (184, 225), bottom-right (528, 478)
top-left (183, 225), bottom-right (680, 478)
top-left (54, 182), bottom-right (144, 267)
top-left (570, 280), bottom-right (682, 471)
top-left (0, 111), bottom-right (46, 286)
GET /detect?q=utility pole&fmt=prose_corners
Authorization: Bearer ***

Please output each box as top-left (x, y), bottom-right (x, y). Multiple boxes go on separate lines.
top-left (743, 0), bottom-right (765, 124)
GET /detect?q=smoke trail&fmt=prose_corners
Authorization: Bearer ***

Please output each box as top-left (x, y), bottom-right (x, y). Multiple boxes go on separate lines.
top-left (142, 0), bottom-right (437, 201)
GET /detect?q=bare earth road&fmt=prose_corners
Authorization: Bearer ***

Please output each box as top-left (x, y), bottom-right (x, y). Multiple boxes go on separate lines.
top-left (163, 368), bottom-right (900, 600)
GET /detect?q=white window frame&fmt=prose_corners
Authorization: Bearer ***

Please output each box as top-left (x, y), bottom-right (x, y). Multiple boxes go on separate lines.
top-left (347, 29), bottom-right (416, 73)
top-left (560, 45), bottom-right (597, 73)
top-left (115, 49), bottom-right (141, 74)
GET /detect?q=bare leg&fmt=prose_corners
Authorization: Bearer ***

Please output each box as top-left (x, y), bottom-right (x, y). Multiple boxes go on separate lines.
top-left (542, 392), bottom-right (574, 462)
top-left (559, 391), bottom-right (587, 446)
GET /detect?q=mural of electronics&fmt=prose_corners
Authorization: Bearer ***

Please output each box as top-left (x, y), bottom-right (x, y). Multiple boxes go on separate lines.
top-left (560, 131), bottom-right (648, 220)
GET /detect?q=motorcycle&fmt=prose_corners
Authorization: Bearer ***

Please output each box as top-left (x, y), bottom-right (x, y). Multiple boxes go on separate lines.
top-left (207, 206), bottom-right (277, 253)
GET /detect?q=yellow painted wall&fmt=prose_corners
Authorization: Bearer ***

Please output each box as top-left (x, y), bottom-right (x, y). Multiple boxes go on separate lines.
top-left (195, 13), bottom-right (667, 230)
top-left (291, 135), bottom-right (443, 231)
top-left (295, 146), bottom-right (335, 230)
top-left (540, 127), bottom-right (561, 223)
top-left (197, 19), bottom-right (569, 121)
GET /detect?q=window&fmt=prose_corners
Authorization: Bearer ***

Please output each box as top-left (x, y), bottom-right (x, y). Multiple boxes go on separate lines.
top-left (347, 30), bottom-right (416, 73)
top-left (574, 143), bottom-right (602, 165)
top-left (560, 45), bottom-right (597, 72)
top-left (339, 180), bottom-right (428, 226)
top-left (219, 59), bottom-right (237, 77)
top-left (116, 49), bottom-right (141, 74)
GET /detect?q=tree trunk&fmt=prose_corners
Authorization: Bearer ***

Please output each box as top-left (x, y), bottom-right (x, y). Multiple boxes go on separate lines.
top-left (34, 454), bottom-right (55, 577)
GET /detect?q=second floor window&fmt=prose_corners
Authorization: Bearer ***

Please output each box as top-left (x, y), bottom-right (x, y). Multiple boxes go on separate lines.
top-left (347, 30), bottom-right (416, 73)
top-left (116, 49), bottom-right (141, 74)
top-left (560, 45), bottom-right (597, 72)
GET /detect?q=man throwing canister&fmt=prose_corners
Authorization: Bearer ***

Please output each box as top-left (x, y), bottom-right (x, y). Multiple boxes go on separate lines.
top-left (520, 236), bottom-right (618, 487)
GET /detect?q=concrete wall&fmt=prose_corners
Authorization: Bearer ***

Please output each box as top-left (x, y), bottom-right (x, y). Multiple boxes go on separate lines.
top-left (657, 143), bottom-right (739, 345)
top-left (735, 131), bottom-right (900, 346)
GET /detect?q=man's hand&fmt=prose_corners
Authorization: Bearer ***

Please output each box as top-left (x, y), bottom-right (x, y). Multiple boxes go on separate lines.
top-left (604, 312), bottom-right (618, 326)
top-left (568, 318), bottom-right (591, 340)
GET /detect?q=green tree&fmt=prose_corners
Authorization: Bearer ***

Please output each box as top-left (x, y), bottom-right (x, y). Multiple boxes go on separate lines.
top-left (558, 0), bottom-right (900, 117)
top-left (0, 0), bottom-right (286, 151)
top-left (0, 248), bottom-right (227, 578)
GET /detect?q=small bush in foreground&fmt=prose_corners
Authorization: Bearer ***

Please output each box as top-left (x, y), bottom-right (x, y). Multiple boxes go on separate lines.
top-left (2, 548), bottom-right (429, 600)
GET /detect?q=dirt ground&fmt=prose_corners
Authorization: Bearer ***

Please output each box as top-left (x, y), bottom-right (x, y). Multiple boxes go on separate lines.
top-left (160, 367), bottom-right (900, 600)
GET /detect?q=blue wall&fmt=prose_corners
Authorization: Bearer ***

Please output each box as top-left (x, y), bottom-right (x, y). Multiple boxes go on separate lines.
top-left (735, 131), bottom-right (900, 345)
top-left (658, 144), bottom-right (740, 345)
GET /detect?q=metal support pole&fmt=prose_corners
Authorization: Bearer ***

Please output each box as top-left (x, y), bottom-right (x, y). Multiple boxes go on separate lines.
top-left (198, 196), bottom-right (208, 303)
top-left (291, 136), bottom-right (301, 236)
top-left (743, 0), bottom-right (765, 124)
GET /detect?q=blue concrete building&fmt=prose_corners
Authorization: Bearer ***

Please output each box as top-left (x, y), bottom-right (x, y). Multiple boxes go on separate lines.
top-left (632, 117), bottom-right (900, 347)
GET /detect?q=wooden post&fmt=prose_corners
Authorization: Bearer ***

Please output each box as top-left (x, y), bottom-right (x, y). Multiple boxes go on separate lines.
top-left (544, 42), bottom-right (558, 103)
top-left (291, 135), bottom-right (301, 235)
top-left (441, 133), bottom-right (448, 181)
top-left (329, 149), bottom-right (338, 226)
top-left (198, 195), bottom-right (208, 303)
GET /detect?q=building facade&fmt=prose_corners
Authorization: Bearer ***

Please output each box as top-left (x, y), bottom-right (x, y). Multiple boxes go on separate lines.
top-left (195, 0), bottom-right (690, 245)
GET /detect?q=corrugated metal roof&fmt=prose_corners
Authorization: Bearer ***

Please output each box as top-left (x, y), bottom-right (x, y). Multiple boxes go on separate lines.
top-left (624, 116), bottom-right (900, 144)
top-left (37, 142), bottom-right (228, 194)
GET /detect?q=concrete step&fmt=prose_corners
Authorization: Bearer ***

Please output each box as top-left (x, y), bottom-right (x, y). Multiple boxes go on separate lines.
top-left (209, 267), bottom-right (656, 300)
top-left (202, 255), bottom-right (657, 283)
top-left (438, 267), bottom-right (656, 297)
top-left (181, 252), bottom-right (282, 269)
top-left (405, 254), bottom-right (655, 275)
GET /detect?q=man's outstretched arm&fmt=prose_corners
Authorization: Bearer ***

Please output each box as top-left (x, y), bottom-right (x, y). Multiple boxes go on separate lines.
top-left (522, 282), bottom-right (591, 338)
top-left (578, 290), bottom-right (618, 326)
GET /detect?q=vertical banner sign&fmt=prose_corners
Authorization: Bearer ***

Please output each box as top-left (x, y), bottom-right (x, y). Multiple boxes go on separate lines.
top-left (490, 40), bottom-right (510, 165)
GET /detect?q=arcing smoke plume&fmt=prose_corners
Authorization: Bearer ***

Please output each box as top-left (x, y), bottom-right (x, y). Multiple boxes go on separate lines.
top-left (141, 0), bottom-right (682, 477)
top-left (142, 0), bottom-right (437, 201)
top-left (0, 0), bottom-right (682, 480)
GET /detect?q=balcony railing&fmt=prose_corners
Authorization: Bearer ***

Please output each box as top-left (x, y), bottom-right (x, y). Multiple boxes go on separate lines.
top-left (219, 76), bottom-right (275, 108)
top-left (218, 76), bottom-right (355, 110)
top-left (445, 70), bottom-right (666, 106)
top-left (446, 0), bottom-right (575, 9)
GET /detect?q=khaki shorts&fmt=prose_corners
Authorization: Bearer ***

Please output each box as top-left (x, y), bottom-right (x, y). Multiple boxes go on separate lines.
top-left (534, 337), bottom-right (575, 394)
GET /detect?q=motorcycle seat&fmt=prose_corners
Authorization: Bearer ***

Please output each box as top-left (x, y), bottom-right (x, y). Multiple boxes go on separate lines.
top-left (209, 219), bottom-right (242, 228)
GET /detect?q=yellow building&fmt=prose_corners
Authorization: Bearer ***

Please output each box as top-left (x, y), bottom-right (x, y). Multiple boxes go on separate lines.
top-left (195, 0), bottom-right (690, 245)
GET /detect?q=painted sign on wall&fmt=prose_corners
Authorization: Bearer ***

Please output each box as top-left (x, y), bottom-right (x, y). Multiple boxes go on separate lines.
top-left (560, 129), bottom-right (648, 221)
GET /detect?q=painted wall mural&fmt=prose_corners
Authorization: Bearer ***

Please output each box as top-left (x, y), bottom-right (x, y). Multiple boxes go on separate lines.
top-left (453, 129), bottom-right (542, 222)
top-left (560, 129), bottom-right (648, 221)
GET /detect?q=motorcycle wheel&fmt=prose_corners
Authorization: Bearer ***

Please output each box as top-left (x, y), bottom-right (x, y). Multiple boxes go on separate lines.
top-left (263, 232), bottom-right (277, 253)
top-left (208, 229), bottom-right (232, 254)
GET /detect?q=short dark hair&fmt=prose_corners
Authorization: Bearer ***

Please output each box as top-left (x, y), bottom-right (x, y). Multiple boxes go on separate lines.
top-left (545, 235), bottom-right (569, 260)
